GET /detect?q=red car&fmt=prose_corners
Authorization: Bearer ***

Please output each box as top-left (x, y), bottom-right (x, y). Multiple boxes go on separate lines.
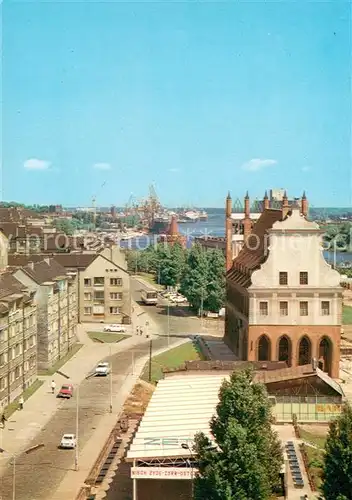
top-left (57, 383), bottom-right (73, 399)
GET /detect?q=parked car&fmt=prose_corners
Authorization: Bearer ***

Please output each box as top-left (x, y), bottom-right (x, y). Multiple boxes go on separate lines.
top-left (95, 362), bottom-right (110, 376)
top-left (103, 324), bottom-right (127, 333)
top-left (57, 383), bottom-right (74, 399)
top-left (60, 434), bottom-right (76, 449)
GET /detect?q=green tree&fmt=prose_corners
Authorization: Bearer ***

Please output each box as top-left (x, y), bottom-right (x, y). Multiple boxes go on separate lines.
top-left (194, 369), bottom-right (283, 500)
top-left (52, 218), bottom-right (75, 235)
top-left (322, 403), bottom-right (352, 500)
top-left (180, 244), bottom-right (208, 311)
top-left (205, 249), bottom-right (226, 312)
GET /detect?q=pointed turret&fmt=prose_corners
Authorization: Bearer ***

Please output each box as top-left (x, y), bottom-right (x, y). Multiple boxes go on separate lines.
top-left (301, 191), bottom-right (308, 217)
top-left (263, 190), bottom-right (269, 210)
top-left (168, 215), bottom-right (178, 236)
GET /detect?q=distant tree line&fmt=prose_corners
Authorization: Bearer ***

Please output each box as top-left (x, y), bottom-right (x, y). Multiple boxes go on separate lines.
top-left (126, 243), bottom-right (225, 313)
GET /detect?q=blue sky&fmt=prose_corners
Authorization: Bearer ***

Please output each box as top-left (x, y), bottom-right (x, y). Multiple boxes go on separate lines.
top-left (2, 1), bottom-right (351, 208)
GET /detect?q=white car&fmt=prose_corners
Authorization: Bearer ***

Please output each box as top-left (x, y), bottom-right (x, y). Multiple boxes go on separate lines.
top-left (95, 362), bottom-right (110, 376)
top-left (103, 324), bottom-right (127, 333)
top-left (60, 433), bottom-right (76, 449)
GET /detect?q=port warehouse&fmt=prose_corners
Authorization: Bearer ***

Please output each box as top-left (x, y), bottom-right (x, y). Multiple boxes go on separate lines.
top-left (124, 361), bottom-right (344, 500)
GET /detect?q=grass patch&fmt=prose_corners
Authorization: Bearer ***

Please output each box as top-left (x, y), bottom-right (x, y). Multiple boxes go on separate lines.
top-left (141, 341), bottom-right (202, 384)
top-left (299, 427), bottom-right (327, 449)
top-left (37, 343), bottom-right (83, 376)
top-left (5, 379), bottom-right (44, 417)
top-left (343, 305), bottom-right (352, 324)
top-left (87, 331), bottom-right (129, 343)
top-left (299, 427), bottom-right (327, 490)
top-left (136, 272), bottom-right (163, 290)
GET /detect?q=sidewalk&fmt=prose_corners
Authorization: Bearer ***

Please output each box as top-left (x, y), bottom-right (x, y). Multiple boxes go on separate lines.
top-left (0, 299), bottom-right (160, 466)
top-left (51, 337), bottom-right (189, 500)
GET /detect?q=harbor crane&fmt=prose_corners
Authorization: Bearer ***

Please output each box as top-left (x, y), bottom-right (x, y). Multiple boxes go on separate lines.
top-left (92, 181), bottom-right (106, 228)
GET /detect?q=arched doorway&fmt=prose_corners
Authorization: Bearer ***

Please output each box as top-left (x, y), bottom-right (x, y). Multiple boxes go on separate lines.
top-left (298, 336), bottom-right (312, 366)
top-left (318, 337), bottom-right (333, 375)
top-left (257, 335), bottom-right (271, 361)
top-left (278, 336), bottom-right (292, 366)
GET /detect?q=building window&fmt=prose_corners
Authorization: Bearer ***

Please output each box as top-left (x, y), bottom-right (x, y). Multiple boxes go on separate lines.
top-left (279, 272), bottom-right (288, 285)
top-left (110, 292), bottom-right (123, 300)
top-left (84, 307), bottom-right (92, 315)
top-left (0, 377), bottom-right (6, 390)
top-left (259, 301), bottom-right (268, 316)
top-left (300, 301), bottom-right (309, 316)
top-left (0, 353), bottom-right (6, 366)
top-left (94, 277), bottom-right (104, 286)
top-left (15, 366), bottom-right (20, 379)
top-left (94, 291), bottom-right (105, 301)
top-left (110, 278), bottom-right (122, 286)
top-left (300, 272), bottom-right (308, 285)
top-left (84, 293), bottom-right (92, 301)
top-left (321, 301), bottom-right (330, 316)
top-left (109, 307), bottom-right (119, 314)
top-left (279, 301), bottom-right (288, 316)
top-left (84, 278), bottom-right (91, 287)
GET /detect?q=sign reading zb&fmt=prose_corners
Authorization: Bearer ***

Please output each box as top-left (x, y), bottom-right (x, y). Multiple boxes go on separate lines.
top-left (316, 404), bottom-right (341, 413)
top-left (144, 437), bottom-right (194, 448)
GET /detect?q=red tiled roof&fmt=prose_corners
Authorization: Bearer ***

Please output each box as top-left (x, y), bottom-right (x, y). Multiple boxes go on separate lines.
top-left (227, 208), bottom-right (283, 286)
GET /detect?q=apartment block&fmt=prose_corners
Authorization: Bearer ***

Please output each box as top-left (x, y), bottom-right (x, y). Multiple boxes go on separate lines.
top-left (14, 258), bottom-right (78, 370)
top-left (53, 253), bottom-right (131, 324)
top-left (0, 272), bottom-right (37, 409)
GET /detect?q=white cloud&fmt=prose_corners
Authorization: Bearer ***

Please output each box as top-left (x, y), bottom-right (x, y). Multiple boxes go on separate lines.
top-left (169, 168), bottom-right (180, 173)
top-left (241, 158), bottom-right (277, 172)
top-left (93, 162), bottom-right (111, 170)
top-left (24, 158), bottom-right (50, 170)
top-left (301, 166), bottom-right (311, 172)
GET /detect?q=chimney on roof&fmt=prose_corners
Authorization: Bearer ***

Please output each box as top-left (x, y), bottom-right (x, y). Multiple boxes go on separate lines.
top-left (312, 358), bottom-right (317, 370)
top-left (44, 258), bottom-right (51, 265)
top-left (168, 215), bottom-right (179, 236)
top-left (226, 192), bottom-right (232, 218)
top-left (28, 261), bottom-right (34, 270)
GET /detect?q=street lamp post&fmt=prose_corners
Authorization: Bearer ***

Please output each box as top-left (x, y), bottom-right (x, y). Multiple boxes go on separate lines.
top-left (75, 386), bottom-right (79, 471)
top-left (109, 346), bottom-right (113, 413)
top-left (0, 444), bottom-right (45, 500)
top-left (167, 299), bottom-right (170, 346)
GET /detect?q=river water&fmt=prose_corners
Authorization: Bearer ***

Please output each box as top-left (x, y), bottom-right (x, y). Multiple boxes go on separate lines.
top-left (120, 210), bottom-right (352, 265)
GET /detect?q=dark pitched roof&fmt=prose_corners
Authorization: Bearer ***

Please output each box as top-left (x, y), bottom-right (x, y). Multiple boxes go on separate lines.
top-left (0, 272), bottom-right (28, 301)
top-left (227, 208), bottom-right (283, 287)
top-left (8, 254), bottom-right (47, 267)
top-left (21, 258), bottom-right (69, 284)
top-left (51, 253), bottom-right (98, 269)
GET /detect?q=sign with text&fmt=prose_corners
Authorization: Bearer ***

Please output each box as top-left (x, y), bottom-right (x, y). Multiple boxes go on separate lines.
top-left (143, 437), bottom-right (194, 448)
top-left (131, 467), bottom-right (198, 480)
top-left (316, 404), bottom-right (341, 413)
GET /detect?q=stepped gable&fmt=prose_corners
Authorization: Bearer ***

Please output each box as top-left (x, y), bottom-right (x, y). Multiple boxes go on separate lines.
top-left (227, 208), bottom-right (283, 287)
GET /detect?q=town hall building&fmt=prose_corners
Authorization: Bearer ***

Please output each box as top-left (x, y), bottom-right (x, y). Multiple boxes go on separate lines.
top-left (225, 199), bottom-right (342, 378)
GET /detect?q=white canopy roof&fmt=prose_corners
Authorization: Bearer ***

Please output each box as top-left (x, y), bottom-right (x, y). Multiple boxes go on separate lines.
top-left (126, 374), bottom-right (228, 461)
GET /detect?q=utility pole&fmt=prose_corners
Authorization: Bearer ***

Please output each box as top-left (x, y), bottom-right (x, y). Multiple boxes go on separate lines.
top-left (75, 386), bottom-right (79, 471)
top-left (148, 339), bottom-right (152, 382)
top-left (109, 346), bottom-right (113, 413)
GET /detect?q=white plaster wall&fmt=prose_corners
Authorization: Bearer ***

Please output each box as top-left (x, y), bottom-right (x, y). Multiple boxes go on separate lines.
top-left (248, 208), bottom-right (342, 326)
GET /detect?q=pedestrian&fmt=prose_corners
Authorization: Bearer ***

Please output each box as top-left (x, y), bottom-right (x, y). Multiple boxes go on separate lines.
top-left (18, 395), bottom-right (24, 410)
top-left (51, 380), bottom-right (56, 394)
top-left (140, 327), bottom-right (143, 336)
top-left (136, 326), bottom-right (140, 335)
top-left (1, 413), bottom-right (7, 428)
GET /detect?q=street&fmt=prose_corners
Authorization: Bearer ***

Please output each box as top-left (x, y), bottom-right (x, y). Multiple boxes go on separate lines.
top-left (0, 277), bottom-right (217, 500)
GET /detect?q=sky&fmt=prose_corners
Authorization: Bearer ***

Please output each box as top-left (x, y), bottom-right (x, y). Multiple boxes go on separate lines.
top-left (1, 1), bottom-right (351, 208)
